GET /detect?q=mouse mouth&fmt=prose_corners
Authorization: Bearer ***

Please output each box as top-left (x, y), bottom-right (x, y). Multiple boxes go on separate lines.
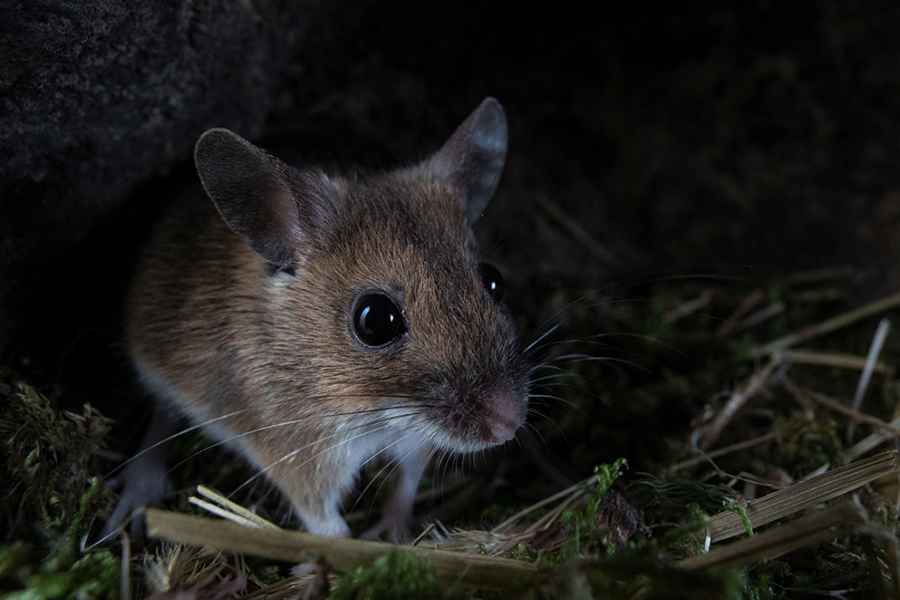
top-left (418, 379), bottom-right (528, 453)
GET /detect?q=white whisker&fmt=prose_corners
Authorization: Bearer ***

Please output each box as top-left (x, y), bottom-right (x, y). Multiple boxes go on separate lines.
top-left (164, 405), bottom-right (424, 475)
top-left (105, 407), bottom-right (253, 479)
top-left (523, 323), bottom-right (561, 354)
top-left (242, 409), bottom-right (430, 503)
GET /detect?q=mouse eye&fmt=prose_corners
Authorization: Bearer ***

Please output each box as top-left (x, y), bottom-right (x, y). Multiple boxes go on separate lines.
top-left (353, 293), bottom-right (406, 347)
top-left (478, 263), bottom-right (503, 302)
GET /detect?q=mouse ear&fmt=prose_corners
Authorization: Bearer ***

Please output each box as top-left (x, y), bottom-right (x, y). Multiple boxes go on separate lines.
top-left (194, 129), bottom-right (332, 268)
top-left (426, 97), bottom-right (508, 224)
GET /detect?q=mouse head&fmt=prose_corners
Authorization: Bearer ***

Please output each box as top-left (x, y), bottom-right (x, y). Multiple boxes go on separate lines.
top-left (193, 98), bottom-right (528, 453)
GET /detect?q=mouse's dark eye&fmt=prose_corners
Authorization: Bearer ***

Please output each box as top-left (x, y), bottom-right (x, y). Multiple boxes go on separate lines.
top-left (353, 293), bottom-right (406, 347)
top-left (478, 263), bottom-right (503, 302)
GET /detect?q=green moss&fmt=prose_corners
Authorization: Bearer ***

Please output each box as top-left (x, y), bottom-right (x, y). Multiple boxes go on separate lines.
top-left (0, 541), bottom-right (119, 600)
top-left (1, 377), bottom-right (119, 600)
top-left (329, 550), bottom-right (465, 600)
top-left (544, 459), bottom-right (628, 566)
top-left (630, 473), bottom-right (733, 516)
top-left (508, 543), bottom-right (540, 563)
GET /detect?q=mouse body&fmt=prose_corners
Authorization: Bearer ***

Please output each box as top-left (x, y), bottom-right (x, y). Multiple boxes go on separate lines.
top-left (112, 98), bottom-right (530, 540)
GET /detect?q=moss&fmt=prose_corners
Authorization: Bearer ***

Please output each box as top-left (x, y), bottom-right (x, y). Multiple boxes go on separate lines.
top-left (1, 376), bottom-right (119, 600)
top-left (545, 459), bottom-right (628, 565)
top-left (329, 550), bottom-right (466, 600)
top-left (0, 539), bottom-right (119, 600)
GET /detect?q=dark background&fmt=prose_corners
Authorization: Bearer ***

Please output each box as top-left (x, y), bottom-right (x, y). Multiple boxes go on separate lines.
top-left (2, 1), bottom-right (899, 386)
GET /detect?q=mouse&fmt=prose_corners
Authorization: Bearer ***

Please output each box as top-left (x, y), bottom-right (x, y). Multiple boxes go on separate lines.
top-left (108, 97), bottom-right (531, 542)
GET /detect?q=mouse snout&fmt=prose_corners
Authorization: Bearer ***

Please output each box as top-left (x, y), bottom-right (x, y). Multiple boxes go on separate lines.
top-left (481, 389), bottom-right (526, 444)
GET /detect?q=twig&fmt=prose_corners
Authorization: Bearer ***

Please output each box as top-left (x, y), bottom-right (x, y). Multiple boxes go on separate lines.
top-left (189, 485), bottom-right (280, 530)
top-left (412, 523), bottom-right (435, 547)
top-left (739, 302), bottom-right (786, 331)
top-left (802, 389), bottom-right (900, 437)
top-left (780, 348), bottom-right (891, 374)
top-left (751, 290), bottom-right (900, 358)
top-left (715, 288), bottom-right (763, 337)
top-left (679, 502), bottom-right (868, 570)
top-left (662, 289), bottom-right (714, 325)
top-left (697, 356), bottom-right (783, 451)
top-left (145, 509), bottom-right (538, 590)
top-left (848, 415), bottom-right (900, 461)
top-left (847, 318), bottom-right (891, 443)
top-left (705, 451), bottom-right (899, 543)
top-left (492, 474), bottom-right (598, 534)
top-left (669, 427), bottom-right (794, 472)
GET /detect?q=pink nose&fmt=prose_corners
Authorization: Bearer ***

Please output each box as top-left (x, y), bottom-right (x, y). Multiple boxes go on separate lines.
top-left (487, 419), bottom-right (519, 443)
top-left (483, 391), bottom-right (526, 443)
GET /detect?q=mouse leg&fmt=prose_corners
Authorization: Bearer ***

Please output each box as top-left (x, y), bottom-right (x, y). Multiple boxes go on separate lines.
top-left (361, 442), bottom-right (431, 543)
top-left (265, 447), bottom-right (355, 539)
top-left (300, 505), bottom-right (352, 539)
top-left (104, 403), bottom-right (178, 539)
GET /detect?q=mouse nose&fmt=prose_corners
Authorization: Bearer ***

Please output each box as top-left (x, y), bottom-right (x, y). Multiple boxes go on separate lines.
top-left (481, 389), bottom-right (526, 444)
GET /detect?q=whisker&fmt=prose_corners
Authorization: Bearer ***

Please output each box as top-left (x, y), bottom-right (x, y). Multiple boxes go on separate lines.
top-left (524, 266), bottom-right (751, 358)
top-left (235, 424), bottom-right (393, 505)
top-left (525, 408), bottom-right (570, 440)
top-left (545, 353), bottom-right (654, 377)
top-left (104, 407), bottom-right (253, 479)
top-left (244, 409), bottom-right (432, 504)
top-left (528, 393), bottom-right (584, 407)
top-left (349, 434), bottom-right (437, 519)
top-left (164, 405), bottom-right (429, 476)
top-left (350, 443), bottom-right (410, 518)
top-left (528, 366), bottom-right (579, 383)
top-left (522, 421), bottom-right (549, 448)
top-left (523, 323), bottom-right (562, 354)
top-left (577, 331), bottom-right (691, 359)
top-left (530, 384), bottom-right (586, 396)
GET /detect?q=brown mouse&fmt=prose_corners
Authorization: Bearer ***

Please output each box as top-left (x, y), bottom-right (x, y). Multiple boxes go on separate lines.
top-left (109, 97), bottom-right (530, 541)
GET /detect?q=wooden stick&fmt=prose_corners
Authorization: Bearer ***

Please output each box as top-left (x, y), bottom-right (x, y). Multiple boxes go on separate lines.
top-left (706, 451), bottom-right (899, 543)
top-left (679, 502), bottom-right (867, 570)
top-left (144, 509), bottom-right (537, 590)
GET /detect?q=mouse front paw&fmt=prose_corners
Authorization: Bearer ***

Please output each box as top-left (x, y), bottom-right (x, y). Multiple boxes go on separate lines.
top-left (359, 516), bottom-right (414, 544)
top-left (103, 454), bottom-right (173, 540)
